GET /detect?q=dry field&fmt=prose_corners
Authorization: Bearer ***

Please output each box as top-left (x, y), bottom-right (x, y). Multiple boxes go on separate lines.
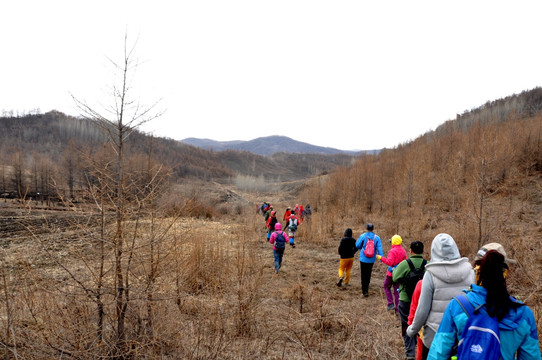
top-left (0, 184), bottom-right (540, 359)
top-left (0, 195), bottom-right (408, 359)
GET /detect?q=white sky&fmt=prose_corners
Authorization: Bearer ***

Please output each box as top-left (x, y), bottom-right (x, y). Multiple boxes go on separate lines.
top-left (2, 1), bottom-right (542, 151)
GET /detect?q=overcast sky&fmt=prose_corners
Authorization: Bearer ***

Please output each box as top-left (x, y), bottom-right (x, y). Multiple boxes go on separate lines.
top-left (2, 1), bottom-right (541, 151)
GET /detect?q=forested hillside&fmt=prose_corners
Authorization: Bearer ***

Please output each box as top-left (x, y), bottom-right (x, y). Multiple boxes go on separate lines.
top-left (300, 86), bottom-right (542, 290)
top-left (0, 111), bottom-right (357, 199)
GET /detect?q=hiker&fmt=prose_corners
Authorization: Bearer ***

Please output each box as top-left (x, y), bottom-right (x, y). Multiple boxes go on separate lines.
top-left (337, 228), bottom-right (358, 287)
top-left (428, 246), bottom-right (541, 360)
top-left (285, 212), bottom-right (299, 245)
top-left (406, 233), bottom-right (474, 359)
top-left (355, 223), bottom-right (383, 297)
top-left (264, 205), bottom-right (273, 222)
top-left (305, 204), bottom-right (312, 220)
top-left (376, 234), bottom-right (407, 312)
top-left (282, 207), bottom-right (292, 223)
top-left (265, 210), bottom-right (277, 241)
top-left (408, 279), bottom-right (424, 360)
top-left (299, 204), bottom-right (305, 223)
top-left (261, 202), bottom-right (269, 216)
top-left (392, 241), bottom-right (426, 360)
top-left (269, 222), bottom-right (292, 274)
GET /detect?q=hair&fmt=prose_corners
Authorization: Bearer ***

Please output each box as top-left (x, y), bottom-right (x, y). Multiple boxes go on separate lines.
top-left (344, 228), bottom-right (353, 238)
top-left (476, 250), bottom-right (523, 320)
top-left (410, 241), bottom-right (424, 254)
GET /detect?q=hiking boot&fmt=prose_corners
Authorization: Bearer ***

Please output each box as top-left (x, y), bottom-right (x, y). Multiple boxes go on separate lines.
top-left (386, 304), bottom-right (395, 311)
top-left (363, 293), bottom-right (369, 298)
top-left (336, 278), bottom-right (343, 287)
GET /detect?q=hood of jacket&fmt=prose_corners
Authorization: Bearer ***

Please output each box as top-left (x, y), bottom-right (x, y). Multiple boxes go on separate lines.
top-left (430, 233), bottom-right (461, 262)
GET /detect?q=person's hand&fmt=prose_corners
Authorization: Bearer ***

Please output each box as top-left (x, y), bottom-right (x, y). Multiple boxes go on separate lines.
top-left (406, 325), bottom-right (416, 338)
top-left (376, 255), bottom-right (382, 261)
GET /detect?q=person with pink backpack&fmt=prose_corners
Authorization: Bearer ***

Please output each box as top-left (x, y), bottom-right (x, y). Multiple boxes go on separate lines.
top-left (355, 223), bottom-right (383, 297)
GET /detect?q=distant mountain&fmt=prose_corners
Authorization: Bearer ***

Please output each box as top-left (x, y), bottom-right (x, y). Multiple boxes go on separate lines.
top-left (181, 135), bottom-right (367, 156)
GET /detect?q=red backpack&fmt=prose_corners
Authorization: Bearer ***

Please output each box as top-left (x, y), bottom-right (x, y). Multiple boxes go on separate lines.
top-left (363, 235), bottom-right (375, 258)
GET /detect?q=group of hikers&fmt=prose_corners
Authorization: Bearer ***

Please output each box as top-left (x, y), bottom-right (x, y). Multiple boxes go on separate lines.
top-left (337, 223), bottom-right (540, 360)
top-left (260, 202), bottom-right (311, 274)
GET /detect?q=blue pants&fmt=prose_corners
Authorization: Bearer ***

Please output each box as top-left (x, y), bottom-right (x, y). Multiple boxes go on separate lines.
top-left (273, 249), bottom-right (284, 273)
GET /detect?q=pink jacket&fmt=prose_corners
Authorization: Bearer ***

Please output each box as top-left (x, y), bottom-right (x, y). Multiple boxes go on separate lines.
top-left (380, 244), bottom-right (407, 276)
top-left (269, 231), bottom-right (289, 251)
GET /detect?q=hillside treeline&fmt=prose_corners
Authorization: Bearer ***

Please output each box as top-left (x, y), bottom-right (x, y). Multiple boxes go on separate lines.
top-left (0, 111), bottom-right (355, 199)
top-left (302, 87), bottom-right (542, 265)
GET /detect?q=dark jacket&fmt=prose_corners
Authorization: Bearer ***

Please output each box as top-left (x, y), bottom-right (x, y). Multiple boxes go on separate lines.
top-left (338, 228), bottom-right (357, 259)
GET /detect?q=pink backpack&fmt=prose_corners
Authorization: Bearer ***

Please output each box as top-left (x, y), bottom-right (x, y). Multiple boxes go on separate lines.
top-left (363, 236), bottom-right (375, 258)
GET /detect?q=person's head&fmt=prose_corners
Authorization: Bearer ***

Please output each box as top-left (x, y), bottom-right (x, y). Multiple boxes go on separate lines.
top-left (366, 223), bottom-right (374, 231)
top-left (274, 223), bottom-right (282, 231)
top-left (430, 233), bottom-right (460, 262)
top-left (410, 241), bottom-right (424, 255)
top-left (271, 210), bottom-right (276, 216)
top-left (344, 228), bottom-right (353, 238)
top-left (475, 250), bottom-right (522, 320)
top-left (391, 234), bottom-right (402, 246)
top-left (475, 243), bottom-right (516, 264)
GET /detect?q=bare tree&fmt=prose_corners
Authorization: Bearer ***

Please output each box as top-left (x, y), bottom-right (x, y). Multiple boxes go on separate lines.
top-left (72, 33), bottom-right (165, 356)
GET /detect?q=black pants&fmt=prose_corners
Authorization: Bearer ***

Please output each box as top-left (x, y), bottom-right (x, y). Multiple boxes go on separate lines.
top-left (398, 300), bottom-right (416, 358)
top-left (359, 261), bottom-right (374, 295)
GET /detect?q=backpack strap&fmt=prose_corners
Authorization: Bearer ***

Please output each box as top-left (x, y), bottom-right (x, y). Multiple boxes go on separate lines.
top-left (407, 258), bottom-right (415, 272)
top-left (406, 258), bottom-right (427, 272)
top-left (454, 294), bottom-right (475, 318)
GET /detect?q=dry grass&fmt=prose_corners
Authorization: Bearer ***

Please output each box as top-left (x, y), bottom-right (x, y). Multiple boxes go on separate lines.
top-left (0, 201), bottom-right (414, 359)
top-left (1, 168), bottom-right (542, 358)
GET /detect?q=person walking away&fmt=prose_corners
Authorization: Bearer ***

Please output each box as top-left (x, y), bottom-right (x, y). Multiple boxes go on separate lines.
top-left (269, 222), bottom-right (291, 274)
top-left (305, 205), bottom-right (312, 221)
top-left (264, 205), bottom-right (273, 222)
top-left (337, 228), bottom-right (358, 287)
top-left (408, 280), bottom-right (424, 360)
top-left (282, 207), bottom-right (291, 223)
top-left (299, 204), bottom-right (305, 223)
top-left (285, 212), bottom-right (299, 245)
top-left (392, 241), bottom-right (426, 360)
top-left (428, 247), bottom-right (541, 360)
top-left (406, 233), bottom-right (474, 359)
top-left (376, 234), bottom-right (407, 312)
top-left (355, 223), bottom-right (383, 297)
top-left (265, 210), bottom-right (277, 241)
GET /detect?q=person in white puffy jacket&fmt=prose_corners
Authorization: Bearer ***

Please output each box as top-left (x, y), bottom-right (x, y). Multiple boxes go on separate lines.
top-left (406, 233), bottom-right (474, 359)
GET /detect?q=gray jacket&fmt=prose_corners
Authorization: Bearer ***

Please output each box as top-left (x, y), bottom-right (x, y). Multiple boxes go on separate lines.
top-left (406, 233), bottom-right (474, 348)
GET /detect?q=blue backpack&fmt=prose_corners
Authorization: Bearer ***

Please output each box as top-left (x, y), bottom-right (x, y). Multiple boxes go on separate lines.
top-left (454, 295), bottom-right (501, 360)
top-left (274, 231), bottom-right (286, 250)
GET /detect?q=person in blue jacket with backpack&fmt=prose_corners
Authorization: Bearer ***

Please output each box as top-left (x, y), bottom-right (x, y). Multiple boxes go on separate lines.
top-left (355, 223), bottom-right (383, 297)
top-left (428, 245), bottom-right (541, 360)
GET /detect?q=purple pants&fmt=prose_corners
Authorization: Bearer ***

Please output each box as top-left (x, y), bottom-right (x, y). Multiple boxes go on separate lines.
top-left (383, 275), bottom-right (400, 309)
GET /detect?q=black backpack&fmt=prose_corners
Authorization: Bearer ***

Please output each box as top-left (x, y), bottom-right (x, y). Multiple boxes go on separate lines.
top-left (403, 258), bottom-right (427, 299)
top-left (274, 231), bottom-right (286, 250)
